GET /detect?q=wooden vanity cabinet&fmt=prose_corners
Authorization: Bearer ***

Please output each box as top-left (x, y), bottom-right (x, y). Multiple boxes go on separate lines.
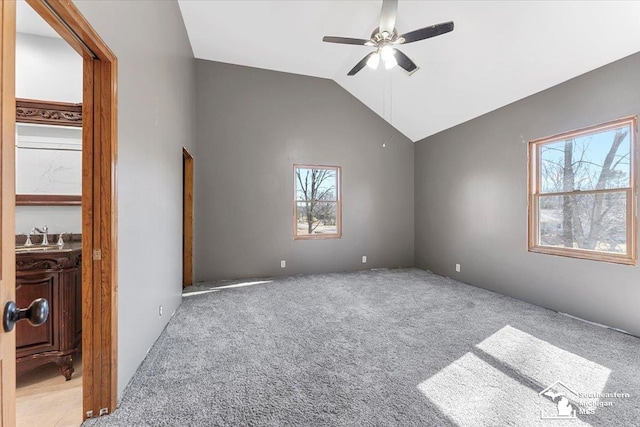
top-left (16, 248), bottom-right (82, 380)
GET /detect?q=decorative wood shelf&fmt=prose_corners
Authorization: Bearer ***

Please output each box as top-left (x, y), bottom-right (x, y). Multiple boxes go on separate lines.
top-left (16, 98), bottom-right (82, 127)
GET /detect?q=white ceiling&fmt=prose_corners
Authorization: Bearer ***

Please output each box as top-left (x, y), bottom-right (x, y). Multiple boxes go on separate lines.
top-left (178, 0), bottom-right (640, 142)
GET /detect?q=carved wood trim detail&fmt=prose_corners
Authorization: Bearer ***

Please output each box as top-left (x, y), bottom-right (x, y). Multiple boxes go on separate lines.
top-left (16, 98), bottom-right (82, 127)
top-left (16, 252), bottom-right (81, 271)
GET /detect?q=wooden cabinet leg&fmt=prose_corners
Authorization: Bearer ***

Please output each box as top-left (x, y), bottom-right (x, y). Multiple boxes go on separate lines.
top-left (56, 355), bottom-right (74, 381)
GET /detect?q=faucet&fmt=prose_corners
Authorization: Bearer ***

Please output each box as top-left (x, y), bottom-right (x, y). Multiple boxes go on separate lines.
top-left (32, 225), bottom-right (49, 245)
top-left (57, 232), bottom-right (67, 247)
top-left (24, 231), bottom-right (33, 246)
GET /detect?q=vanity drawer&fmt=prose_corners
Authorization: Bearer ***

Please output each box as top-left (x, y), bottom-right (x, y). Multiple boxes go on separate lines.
top-left (16, 273), bottom-right (58, 357)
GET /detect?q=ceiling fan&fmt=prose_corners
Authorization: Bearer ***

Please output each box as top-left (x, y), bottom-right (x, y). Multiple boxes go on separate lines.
top-left (322, 0), bottom-right (454, 76)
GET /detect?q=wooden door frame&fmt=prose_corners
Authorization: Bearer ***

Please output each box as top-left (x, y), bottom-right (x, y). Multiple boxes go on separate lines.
top-left (183, 148), bottom-right (193, 287)
top-left (0, 0), bottom-right (17, 424)
top-left (2, 0), bottom-right (118, 422)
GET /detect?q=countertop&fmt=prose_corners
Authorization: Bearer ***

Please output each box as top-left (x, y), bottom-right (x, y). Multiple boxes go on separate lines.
top-left (16, 242), bottom-right (82, 255)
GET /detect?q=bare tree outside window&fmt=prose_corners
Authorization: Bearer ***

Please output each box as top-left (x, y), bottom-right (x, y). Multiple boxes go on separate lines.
top-left (529, 116), bottom-right (637, 264)
top-left (294, 165), bottom-right (341, 239)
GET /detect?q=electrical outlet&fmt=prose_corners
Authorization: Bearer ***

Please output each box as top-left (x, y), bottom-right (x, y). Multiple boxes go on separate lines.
top-left (159, 305), bottom-right (163, 317)
top-left (281, 260), bottom-right (286, 268)
top-left (455, 263), bottom-right (461, 273)
top-left (362, 256), bottom-right (367, 263)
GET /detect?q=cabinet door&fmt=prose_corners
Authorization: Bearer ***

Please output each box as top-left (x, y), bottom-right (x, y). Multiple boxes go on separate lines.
top-left (15, 273), bottom-right (58, 357)
top-left (73, 268), bottom-right (82, 345)
top-left (59, 267), bottom-right (82, 349)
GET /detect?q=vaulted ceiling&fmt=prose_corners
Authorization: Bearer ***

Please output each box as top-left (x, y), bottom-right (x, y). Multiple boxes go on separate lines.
top-left (178, 1), bottom-right (640, 142)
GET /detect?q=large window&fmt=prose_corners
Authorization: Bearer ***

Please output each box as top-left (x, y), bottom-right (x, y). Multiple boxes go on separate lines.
top-left (528, 116), bottom-right (637, 264)
top-left (294, 165), bottom-right (341, 239)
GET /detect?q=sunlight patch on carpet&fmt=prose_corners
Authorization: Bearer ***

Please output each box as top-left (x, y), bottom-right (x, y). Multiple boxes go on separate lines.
top-left (476, 325), bottom-right (611, 409)
top-left (212, 280), bottom-right (274, 290)
top-left (184, 280), bottom-right (275, 297)
top-left (182, 289), bottom-right (220, 297)
top-left (417, 352), bottom-right (592, 427)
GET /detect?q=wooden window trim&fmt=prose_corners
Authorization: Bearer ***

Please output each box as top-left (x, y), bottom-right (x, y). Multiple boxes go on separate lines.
top-left (293, 164), bottom-right (342, 240)
top-left (527, 116), bottom-right (638, 265)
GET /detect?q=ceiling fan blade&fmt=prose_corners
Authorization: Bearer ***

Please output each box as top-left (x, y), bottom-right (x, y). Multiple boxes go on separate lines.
top-left (322, 36), bottom-right (372, 46)
top-left (348, 52), bottom-right (375, 76)
top-left (379, 0), bottom-right (398, 35)
top-left (394, 49), bottom-right (419, 75)
top-left (399, 21), bottom-right (454, 44)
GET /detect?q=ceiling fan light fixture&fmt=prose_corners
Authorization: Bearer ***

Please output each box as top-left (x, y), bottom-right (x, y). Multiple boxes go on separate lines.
top-left (366, 52), bottom-right (380, 69)
top-left (380, 45), bottom-right (395, 61)
top-left (384, 55), bottom-right (397, 69)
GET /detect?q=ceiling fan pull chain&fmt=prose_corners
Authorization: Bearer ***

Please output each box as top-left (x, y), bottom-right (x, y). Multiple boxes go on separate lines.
top-left (389, 73), bottom-right (393, 123)
top-left (383, 71), bottom-right (392, 124)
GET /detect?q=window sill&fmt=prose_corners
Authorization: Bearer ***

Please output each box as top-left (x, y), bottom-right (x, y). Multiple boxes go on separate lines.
top-left (528, 245), bottom-right (637, 266)
top-left (294, 234), bottom-right (342, 240)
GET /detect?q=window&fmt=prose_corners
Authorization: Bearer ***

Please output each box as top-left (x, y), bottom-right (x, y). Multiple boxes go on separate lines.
top-left (528, 116), bottom-right (637, 264)
top-left (294, 165), bottom-right (341, 239)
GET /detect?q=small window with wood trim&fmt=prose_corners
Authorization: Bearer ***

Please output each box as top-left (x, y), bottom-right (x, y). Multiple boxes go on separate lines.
top-left (294, 165), bottom-right (341, 239)
top-left (528, 116), bottom-right (637, 264)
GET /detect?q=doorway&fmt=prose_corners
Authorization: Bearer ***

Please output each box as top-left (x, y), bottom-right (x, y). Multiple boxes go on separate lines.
top-left (14, 7), bottom-right (84, 423)
top-left (0, 0), bottom-right (118, 424)
top-left (183, 148), bottom-right (193, 288)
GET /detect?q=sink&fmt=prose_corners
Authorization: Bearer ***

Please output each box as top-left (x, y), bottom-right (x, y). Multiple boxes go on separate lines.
top-left (15, 245), bottom-right (65, 253)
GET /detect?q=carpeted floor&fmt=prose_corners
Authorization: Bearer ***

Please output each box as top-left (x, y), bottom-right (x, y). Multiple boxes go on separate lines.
top-left (85, 268), bottom-right (640, 426)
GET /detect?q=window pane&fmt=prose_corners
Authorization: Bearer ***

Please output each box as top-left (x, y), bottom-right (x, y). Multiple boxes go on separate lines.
top-left (296, 201), bottom-right (338, 236)
top-left (538, 192), bottom-right (627, 253)
top-left (295, 167), bottom-right (337, 201)
top-left (540, 124), bottom-right (631, 193)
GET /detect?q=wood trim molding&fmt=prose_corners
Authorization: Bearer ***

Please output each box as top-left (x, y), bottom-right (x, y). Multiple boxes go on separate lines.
top-left (16, 194), bottom-right (81, 206)
top-left (25, 0), bottom-right (119, 419)
top-left (182, 148), bottom-right (193, 287)
top-left (24, 0), bottom-right (116, 62)
top-left (0, 0), bottom-right (17, 424)
top-left (16, 98), bottom-right (82, 127)
top-left (15, 251), bottom-right (82, 271)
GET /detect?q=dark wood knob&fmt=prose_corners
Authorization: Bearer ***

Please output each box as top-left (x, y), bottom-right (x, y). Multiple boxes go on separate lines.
top-left (3, 298), bottom-right (49, 332)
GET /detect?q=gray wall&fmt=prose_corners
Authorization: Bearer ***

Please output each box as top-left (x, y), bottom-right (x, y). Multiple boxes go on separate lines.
top-left (195, 60), bottom-right (414, 281)
top-left (415, 52), bottom-right (640, 337)
top-left (75, 0), bottom-right (195, 396)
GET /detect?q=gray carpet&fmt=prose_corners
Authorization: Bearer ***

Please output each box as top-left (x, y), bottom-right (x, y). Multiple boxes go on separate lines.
top-left (85, 268), bottom-right (640, 426)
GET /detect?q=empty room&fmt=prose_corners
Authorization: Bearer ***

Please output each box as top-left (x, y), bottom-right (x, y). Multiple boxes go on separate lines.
top-left (2, 0), bottom-right (639, 426)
